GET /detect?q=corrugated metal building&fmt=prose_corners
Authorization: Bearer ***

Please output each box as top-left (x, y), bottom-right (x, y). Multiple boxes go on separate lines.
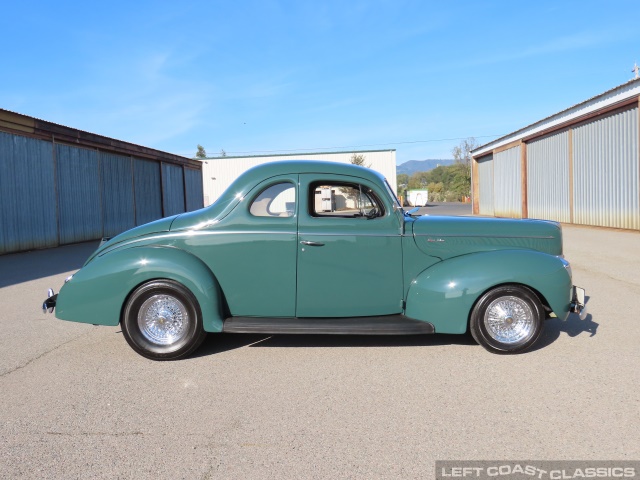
top-left (200, 150), bottom-right (397, 206)
top-left (471, 78), bottom-right (640, 230)
top-left (0, 109), bottom-right (203, 255)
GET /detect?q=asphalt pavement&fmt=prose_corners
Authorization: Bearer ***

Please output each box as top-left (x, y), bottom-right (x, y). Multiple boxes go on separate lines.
top-left (0, 221), bottom-right (638, 479)
top-left (413, 202), bottom-right (472, 216)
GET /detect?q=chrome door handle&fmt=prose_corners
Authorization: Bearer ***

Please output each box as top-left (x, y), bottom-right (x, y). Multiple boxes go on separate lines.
top-left (300, 240), bottom-right (325, 246)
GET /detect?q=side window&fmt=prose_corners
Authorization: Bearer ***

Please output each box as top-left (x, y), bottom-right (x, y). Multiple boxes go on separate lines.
top-left (250, 182), bottom-right (296, 217)
top-left (309, 182), bottom-right (384, 218)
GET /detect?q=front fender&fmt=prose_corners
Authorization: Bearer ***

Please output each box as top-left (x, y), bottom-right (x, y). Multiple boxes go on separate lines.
top-left (404, 250), bottom-right (572, 334)
top-left (56, 246), bottom-right (224, 332)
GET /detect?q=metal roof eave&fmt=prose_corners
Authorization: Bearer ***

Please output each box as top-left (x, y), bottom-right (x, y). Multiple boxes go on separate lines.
top-left (471, 78), bottom-right (640, 157)
top-left (200, 148), bottom-right (396, 160)
top-left (0, 108), bottom-right (200, 169)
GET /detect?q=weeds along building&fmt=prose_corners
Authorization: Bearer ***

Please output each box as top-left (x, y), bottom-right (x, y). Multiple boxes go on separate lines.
top-left (471, 78), bottom-right (640, 230)
top-left (0, 109), bottom-right (203, 255)
top-left (199, 150), bottom-right (397, 206)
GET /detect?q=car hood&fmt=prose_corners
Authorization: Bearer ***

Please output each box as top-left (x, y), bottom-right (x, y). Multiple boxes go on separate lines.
top-left (411, 215), bottom-right (563, 259)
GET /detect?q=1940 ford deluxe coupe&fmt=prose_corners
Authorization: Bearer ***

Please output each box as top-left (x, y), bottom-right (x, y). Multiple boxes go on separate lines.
top-left (43, 161), bottom-right (586, 360)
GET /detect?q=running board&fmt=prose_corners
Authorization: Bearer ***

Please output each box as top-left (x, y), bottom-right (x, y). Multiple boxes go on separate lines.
top-left (222, 315), bottom-right (434, 335)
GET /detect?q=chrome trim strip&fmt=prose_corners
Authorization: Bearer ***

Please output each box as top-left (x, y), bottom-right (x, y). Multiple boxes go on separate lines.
top-left (97, 230), bottom-right (298, 256)
top-left (166, 230), bottom-right (297, 236)
top-left (413, 234), bottom-right (555, 239)
top-left (298, 232), bottom-right (401, 237)
top-left (198, 230), bottom-right (297, 235)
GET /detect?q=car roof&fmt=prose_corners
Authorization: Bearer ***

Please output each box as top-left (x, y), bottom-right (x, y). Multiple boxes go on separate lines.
top-left (240, 160), bottom-right (387, 184)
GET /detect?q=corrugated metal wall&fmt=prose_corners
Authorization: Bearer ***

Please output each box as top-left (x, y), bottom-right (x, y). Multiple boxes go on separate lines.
top-left (56, 144), bottom-right (103, 244)
top-left (573, 107), bottom-right (640, 229)
top-left (133, 158), bottom-right (163, 226)
top-left (0, 132), bottom-right (58, 254)
top-left (0, 131), bottom-right (203, 254)
top-left (184, 167), bottom-right (204, 212)
top-left (477, 154), bottom-right (494, 216)
top-left (527, 131), bottom-right (571, 223)
top-left (101, 152), bottom-right (135, 237)
top-left (161, 163), bottom-right (186, 217)
top-left (493, 146), bottom-right (522, 218)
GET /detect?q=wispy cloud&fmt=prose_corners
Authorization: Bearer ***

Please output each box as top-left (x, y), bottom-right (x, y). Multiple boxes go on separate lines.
top-left (468, 30), bottom-right (627, 67)
top-left (29, 48), bottom-right (214, 147)
top-left (418, 29), bottom-right (631, 76)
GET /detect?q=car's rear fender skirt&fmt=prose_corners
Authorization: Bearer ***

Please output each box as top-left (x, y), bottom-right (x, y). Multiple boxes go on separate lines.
top-left (404, 249), bottom-right (572, 334)
top-left (55, 246), bottom-right (225, 332)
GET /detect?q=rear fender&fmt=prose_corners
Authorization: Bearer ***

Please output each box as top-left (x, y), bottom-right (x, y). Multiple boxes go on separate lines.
top-left (55, 246), bottom-right (224, 332)
top-left (404, 250), bottom-right (572, 334)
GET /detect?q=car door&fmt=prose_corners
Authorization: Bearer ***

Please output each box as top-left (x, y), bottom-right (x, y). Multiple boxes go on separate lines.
top-left (296, 174), bottom-right (403, 318)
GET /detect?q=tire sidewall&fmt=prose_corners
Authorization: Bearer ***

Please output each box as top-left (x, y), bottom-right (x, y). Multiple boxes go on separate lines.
top-left (470, 285), bottom-right (544, 354)
top-left (122, 280), bottom-right (205, 360)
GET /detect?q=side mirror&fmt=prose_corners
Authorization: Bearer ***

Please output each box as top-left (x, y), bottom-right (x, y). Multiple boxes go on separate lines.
top-left (405, 207), bottom-right (420, 216)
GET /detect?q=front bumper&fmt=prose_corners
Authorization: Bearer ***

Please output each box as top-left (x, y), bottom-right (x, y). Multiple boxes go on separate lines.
top-left (570, 286), bottom-right (588, 320)
top-left (42, 288), bottom-right (57, 314)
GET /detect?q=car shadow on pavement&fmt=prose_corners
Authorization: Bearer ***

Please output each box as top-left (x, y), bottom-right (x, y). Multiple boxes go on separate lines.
top-left (194, 332), bottom-right (478, 357)
top-left (193, 334), bottom-right (274, 357)
top-left (531, 310), bottom-right (599, 352)
top-left (0, 241), bottom-right (98, 288)
top-left (195, 307), bottom-right (598, 357)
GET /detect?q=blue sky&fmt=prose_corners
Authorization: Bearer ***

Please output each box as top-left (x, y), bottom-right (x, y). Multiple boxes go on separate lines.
top-left (2, 0), bottom-right (640, 163)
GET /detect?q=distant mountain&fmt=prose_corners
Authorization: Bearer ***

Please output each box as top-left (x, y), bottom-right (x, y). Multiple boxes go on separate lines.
top-left (397, 159), bottom-right (455, 175)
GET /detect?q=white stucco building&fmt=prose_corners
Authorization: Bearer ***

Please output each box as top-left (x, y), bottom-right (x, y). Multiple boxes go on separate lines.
top-left (199, 149), bottom-right (397, 206)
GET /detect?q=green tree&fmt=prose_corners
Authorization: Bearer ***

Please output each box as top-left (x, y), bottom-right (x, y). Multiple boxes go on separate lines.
top-left (427, 182), bottom-right (444, 202)
top-left (396, 173), bottom-right (409, 195)
top-left (408, 171), bottom-right (429, 190)
top-left (404, 162), bottom-right (473, 202)
top-left (451, 137), bottom-right (479, 166)
top-left (195, 144), bottom-right (207, 159)
top-left (447, 137), bottom-right (478, 200)
top-left (350, 153), bottom-right (371, 168)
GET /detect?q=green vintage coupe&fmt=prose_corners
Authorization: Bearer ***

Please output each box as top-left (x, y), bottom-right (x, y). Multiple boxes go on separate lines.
top-left (43, 161), bottom-right (586, 360)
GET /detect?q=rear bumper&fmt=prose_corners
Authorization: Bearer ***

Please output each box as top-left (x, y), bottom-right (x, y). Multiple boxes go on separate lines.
top-left (570, 286), bottom-right (588, 320)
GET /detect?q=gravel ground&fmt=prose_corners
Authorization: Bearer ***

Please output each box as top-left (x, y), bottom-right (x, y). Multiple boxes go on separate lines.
top-left (0, 223), bottom-right (638, 479)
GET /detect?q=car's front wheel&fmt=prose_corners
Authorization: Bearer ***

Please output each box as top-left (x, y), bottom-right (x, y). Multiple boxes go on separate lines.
top-left (469, 284), bottom-right (544, 354)
top-left (121, 280), bottom-right (206, 360)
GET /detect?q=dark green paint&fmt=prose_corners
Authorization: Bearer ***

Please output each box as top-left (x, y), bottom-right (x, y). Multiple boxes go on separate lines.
top-left (296, 173), bottom-right (403, 317)
top-left (404, 249), bottom-right (572, 333)
top-left (57, 245), bottom-right (224, 332)
top-left (55, 160), bottom-right (575, 335)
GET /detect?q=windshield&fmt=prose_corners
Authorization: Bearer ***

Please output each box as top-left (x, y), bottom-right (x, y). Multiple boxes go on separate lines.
top-left (384, 179), bottom-right (402, 208)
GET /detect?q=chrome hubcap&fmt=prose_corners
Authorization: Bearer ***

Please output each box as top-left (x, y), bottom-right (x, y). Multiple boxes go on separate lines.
top-left (138, 294), bottom-right (189, 346)
top-left (484, 296), bottom-right (534, 345)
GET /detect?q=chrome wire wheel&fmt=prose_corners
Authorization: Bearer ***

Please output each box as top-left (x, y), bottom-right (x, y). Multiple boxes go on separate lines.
top-left (483, 295), bottom-right (534, 345)
top-left (469, 285), bottom-right (544, 354)
top-left (122, 280), bottom-right (207, 360)
top-left (137, 294), bottom-right (189, 346)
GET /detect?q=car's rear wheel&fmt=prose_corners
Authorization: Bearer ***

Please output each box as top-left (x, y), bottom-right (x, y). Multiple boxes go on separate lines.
top-left (121, 280), bottom-right (206, 360)
top-left (469, 284), bottom-right (544, 354)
